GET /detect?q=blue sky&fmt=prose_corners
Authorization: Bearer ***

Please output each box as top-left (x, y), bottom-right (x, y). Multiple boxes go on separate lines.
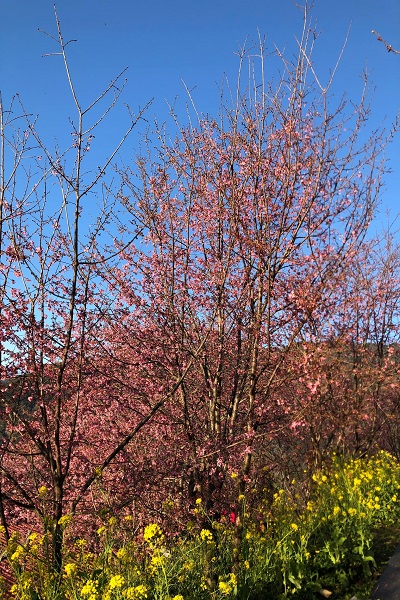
top-left (1, 0), bottom-right (399, 231)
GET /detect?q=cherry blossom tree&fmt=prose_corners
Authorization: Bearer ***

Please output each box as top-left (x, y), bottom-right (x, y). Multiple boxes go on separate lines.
top-left (103, 16), bottom-right (387, 563)
top-left (285, 229), bottom-right (400, 470)
top-left (0, 8), bottom-right (151, 569)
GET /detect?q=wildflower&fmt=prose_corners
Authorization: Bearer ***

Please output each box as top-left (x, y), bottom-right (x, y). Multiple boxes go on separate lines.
top-left (97, 526), bottom-right (106, 535)
top-left (195, 498), bottom-right (202, 505)
top-left (124, 585), bottom-right (147, 599)
top-left (151, 552), bottom-right (165, 567)
top-left (58, 514), bottom-right (72, 528)
top-left (117, 547), bottom-right (128, 559)
top-left (38, 486), bottom-right (48, 497)
top-left (109, 516), bottom-right (117, 526)
top-left (81, 579), bottom-right (97, 597)
top-left (200, 529), bottom-right (213, 542)
top-left (172, 596), bottom-right (184, 600)
top-left (244, 560), bottom-right (250, 569)
top-left (124, 515), bottom-right (133, 522)
top-left (219, 581), bottom-right (232, 595)
top-left (229, 573), bottom-right (237, 586)
top-left (10, 545), bottom-right (25, 562)
top-left (238, 494), bottom-right (245, 501)
top-left (64, 563), bottom-right (77, 577)
top-left (291, 523), bottom-right (299, 531)
top-left (143, 523), bottom-right (163, 542)
top-left (230, 472), bottom-right (238, 479)
top-left (109, 575), bottom-right (125, 589)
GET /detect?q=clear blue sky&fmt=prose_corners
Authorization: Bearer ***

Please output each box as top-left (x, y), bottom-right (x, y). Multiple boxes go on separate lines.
top-left (1, 0), bottom-right (399, 230)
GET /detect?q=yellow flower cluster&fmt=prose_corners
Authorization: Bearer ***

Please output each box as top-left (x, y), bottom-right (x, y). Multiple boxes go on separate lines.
top-left (58, 514), bottom-right (73, 528)
top-left (151, 550), bottom-right (166, 568)
top-left (10, 544), bottom-right (25, 563)
top-left (218, 573), bottom-right (237, 596)
top-left (81, 578), bottom-right (98, 599)
top-left (64, 563), bottom-right (77, 577)
top-left (200, 529), bottom-right (213, 542)
top-left (108, 574), bottom-right (125, 589)
top-left (183, 560), bottom-right (195, 571)
top-left (143, 523), bottom-right (163, 543)
top-left (124, 585), bottom-right (148, 599)
top-left (117, 547), bottom-right (128, 560)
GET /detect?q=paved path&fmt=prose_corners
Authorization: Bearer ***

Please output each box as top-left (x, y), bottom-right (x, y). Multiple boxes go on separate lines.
top-left (371, 543), bottom-right (400, 599)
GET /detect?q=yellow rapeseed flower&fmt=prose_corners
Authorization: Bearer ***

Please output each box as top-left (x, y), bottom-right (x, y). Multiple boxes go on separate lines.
top-left (183, 560), bottom-right (195, 571)
top-left (80, 579), bottom-right (97, 597)
top-left (10, 545), bottom-right (25, 562)
top-left (219, 581), bottom-right (232, 595)
top-left (124, 585), bottom-right (148, 599)
top-left (229, 573), bottom-right (237, 586)
top-left (143, 523), bottom-right (163, 542)
top-left (200, 529), bottom-right (213, 542)
top-left (151, 552), bottom-right (165, 567)
top-left (58, 514), bottom-right (72, 528)
top-left (109, 575), bottom-right (125, 589)
top-left (64, 563), bottom-right (77, 577)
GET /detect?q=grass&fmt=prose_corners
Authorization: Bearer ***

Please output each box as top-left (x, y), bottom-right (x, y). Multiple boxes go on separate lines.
top-left (339, 523), bottom-right (400, 600)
